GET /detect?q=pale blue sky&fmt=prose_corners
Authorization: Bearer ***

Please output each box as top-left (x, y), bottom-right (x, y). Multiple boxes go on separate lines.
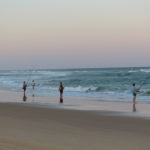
top-left (0, 0), bottom-right (150, 69)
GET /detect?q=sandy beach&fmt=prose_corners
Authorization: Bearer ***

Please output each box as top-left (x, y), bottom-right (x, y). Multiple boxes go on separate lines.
top-left (1, 0), bottom-right (150, 148)
top-left (0, 90), bottom-right (149, 150)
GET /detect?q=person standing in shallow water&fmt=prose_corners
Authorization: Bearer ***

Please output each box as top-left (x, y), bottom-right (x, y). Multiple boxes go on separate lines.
top-left (59, 82), bottom-right (64, 103)
top-left (132, 83), bottom-right (140, 112)
top-left (22, 81), bottom-right (27, 101)
top-left (32, 80), bottom-right (35, 97)
top-left (32, 80), bottom-right (35, 90)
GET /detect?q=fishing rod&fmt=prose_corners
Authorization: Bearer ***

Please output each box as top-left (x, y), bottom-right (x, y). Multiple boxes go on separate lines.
top-left (26, 68), bottom-right (35, 86)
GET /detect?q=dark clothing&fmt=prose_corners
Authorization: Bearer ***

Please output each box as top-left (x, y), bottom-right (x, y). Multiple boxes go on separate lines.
top-left (59, 89), bottom-right (63, 93)
top-left (133, 93), bottom-right (136, 97)
top-left (59, 85), bottom-right (64, 93)
top-left (59, 84), bottom-right (64, 103)
top-left (23, 84), bottom-right (27, 91)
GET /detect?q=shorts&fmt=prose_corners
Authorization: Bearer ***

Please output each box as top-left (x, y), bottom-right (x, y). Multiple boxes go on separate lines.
top-left (60, 90), bottom-right (63, 94)
top-left (23, 88), bottom-right (26, 91)
top-left (133, 93), bottom-right (136, 97)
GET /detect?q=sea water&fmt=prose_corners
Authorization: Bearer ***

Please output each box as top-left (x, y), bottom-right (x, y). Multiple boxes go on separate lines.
top-left (0, 67), bottom-right (150, 103)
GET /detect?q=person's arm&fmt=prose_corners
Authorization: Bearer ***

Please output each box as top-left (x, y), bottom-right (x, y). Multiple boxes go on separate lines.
top-left (135, 87), bottom-right (140, 93)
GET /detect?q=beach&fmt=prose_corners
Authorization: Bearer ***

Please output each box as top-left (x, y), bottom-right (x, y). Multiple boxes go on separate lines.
top-left (1, 0), bottom-right (150, 148)
top-left (0, 90), bottom-right (149, 150)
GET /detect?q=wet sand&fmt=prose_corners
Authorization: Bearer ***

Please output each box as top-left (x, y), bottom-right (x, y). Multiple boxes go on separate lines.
top-left (0, 89), bottom-right (150, 149)
top-left (0, 103), bottom-right (149, 150)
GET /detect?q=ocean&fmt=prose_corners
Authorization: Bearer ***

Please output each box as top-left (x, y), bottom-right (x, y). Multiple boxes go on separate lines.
top-left (0, 67), bottom-right (150, 103)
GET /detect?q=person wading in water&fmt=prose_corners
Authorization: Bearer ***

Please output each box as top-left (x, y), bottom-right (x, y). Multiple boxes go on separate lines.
top-left (22, 81), bottom-right (27, 101)
top-left (132, 83), bottom-right (140, 112)
top-left (59, 82), bottom-right (64, 103)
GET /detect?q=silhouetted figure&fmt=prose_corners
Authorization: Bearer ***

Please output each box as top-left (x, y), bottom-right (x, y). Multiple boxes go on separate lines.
top-left (59, 82), bottom-right (64, 103)
top-left (22, 81), bottom-right (27, 97)
top-left (23, 95), bottom-right (27, 102)
top-left (132, 83), bottom-right (140, 112)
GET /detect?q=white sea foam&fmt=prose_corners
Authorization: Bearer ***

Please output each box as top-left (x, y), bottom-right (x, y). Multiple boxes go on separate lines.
top-left (128, 70), bottom-right (138, 73)
top-left (140, 69), bottom-right (150, 73)
top-left (65, 86), bottom-right (90, 92)
top-left (35, 71), bottom-right (71, 77)
top-left (0, 68), bottom-right (150, 101)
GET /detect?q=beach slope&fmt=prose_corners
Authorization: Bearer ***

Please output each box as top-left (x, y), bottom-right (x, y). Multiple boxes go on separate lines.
top-left (0, 103), bottom-right (150, 150)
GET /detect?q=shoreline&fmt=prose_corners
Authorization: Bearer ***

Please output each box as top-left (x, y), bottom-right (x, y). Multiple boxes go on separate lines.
top-left (0, 88), bottom-right (150, 119)
top-left (0, 89), bottom-right (150, 149)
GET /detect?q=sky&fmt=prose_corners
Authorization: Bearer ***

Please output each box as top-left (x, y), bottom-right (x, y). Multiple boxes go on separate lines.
top-left (0, 0), bottom-right (150, 69)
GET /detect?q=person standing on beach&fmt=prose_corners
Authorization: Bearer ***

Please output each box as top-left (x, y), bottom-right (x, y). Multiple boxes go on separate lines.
top-left (32, 80), bottom-right (35, 90)
top-left (32, 80), bottom-right (36, 97)
top-left (132, 83), bottom-right (140, 112)
top-left (22, 81), bottom-right (27, 101)
top-left (59, 82), bottom-right (64, 103)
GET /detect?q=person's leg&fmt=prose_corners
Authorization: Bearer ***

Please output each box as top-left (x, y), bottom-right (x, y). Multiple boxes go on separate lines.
top-left (60, 92), bottom-right (62, 102)
top-left (61, 92), bottom-right (63, 100)
top-left (133, 95), bottom-right (136, 104)
top-left (60, 92), bottom-right (63, 103)
top-left (133, 103), bottom-right (136, 112)
top-left (24, 90), bottom-right (25, 97)
top-left (132, 95), bottom-right (136, 112)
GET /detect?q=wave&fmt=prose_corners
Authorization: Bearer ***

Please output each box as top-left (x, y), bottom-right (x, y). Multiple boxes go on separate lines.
top-left (62, 86), bottom-right (108, 93)
top-left (36, 71), bottom-right (70, 77)
top-left (65, 86), bottom-right (91, 92)
top-left (0, 68), bottom-right (150, 100)
top-left (140, 69), bottom-right (150, 73)
top-left (128, 68), bottom-right (150, 73)
top-left (39, 86), bottom-right (104, 92)
top-left (128, 70), bottom-right (138, 73)
top-left (142, 91), bottom-right (150, 96)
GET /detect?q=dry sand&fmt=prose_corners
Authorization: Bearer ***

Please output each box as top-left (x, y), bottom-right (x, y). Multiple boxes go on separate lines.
top-left (0, 102), bottom-right (150, 150)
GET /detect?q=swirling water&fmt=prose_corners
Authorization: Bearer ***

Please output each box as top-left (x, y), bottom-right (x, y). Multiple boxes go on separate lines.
top-left (0, 67), bottom-right (150, 103)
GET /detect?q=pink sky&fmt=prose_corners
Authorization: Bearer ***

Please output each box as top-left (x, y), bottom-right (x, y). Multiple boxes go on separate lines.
top-left (0, 0), bottom-right (150, 69)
